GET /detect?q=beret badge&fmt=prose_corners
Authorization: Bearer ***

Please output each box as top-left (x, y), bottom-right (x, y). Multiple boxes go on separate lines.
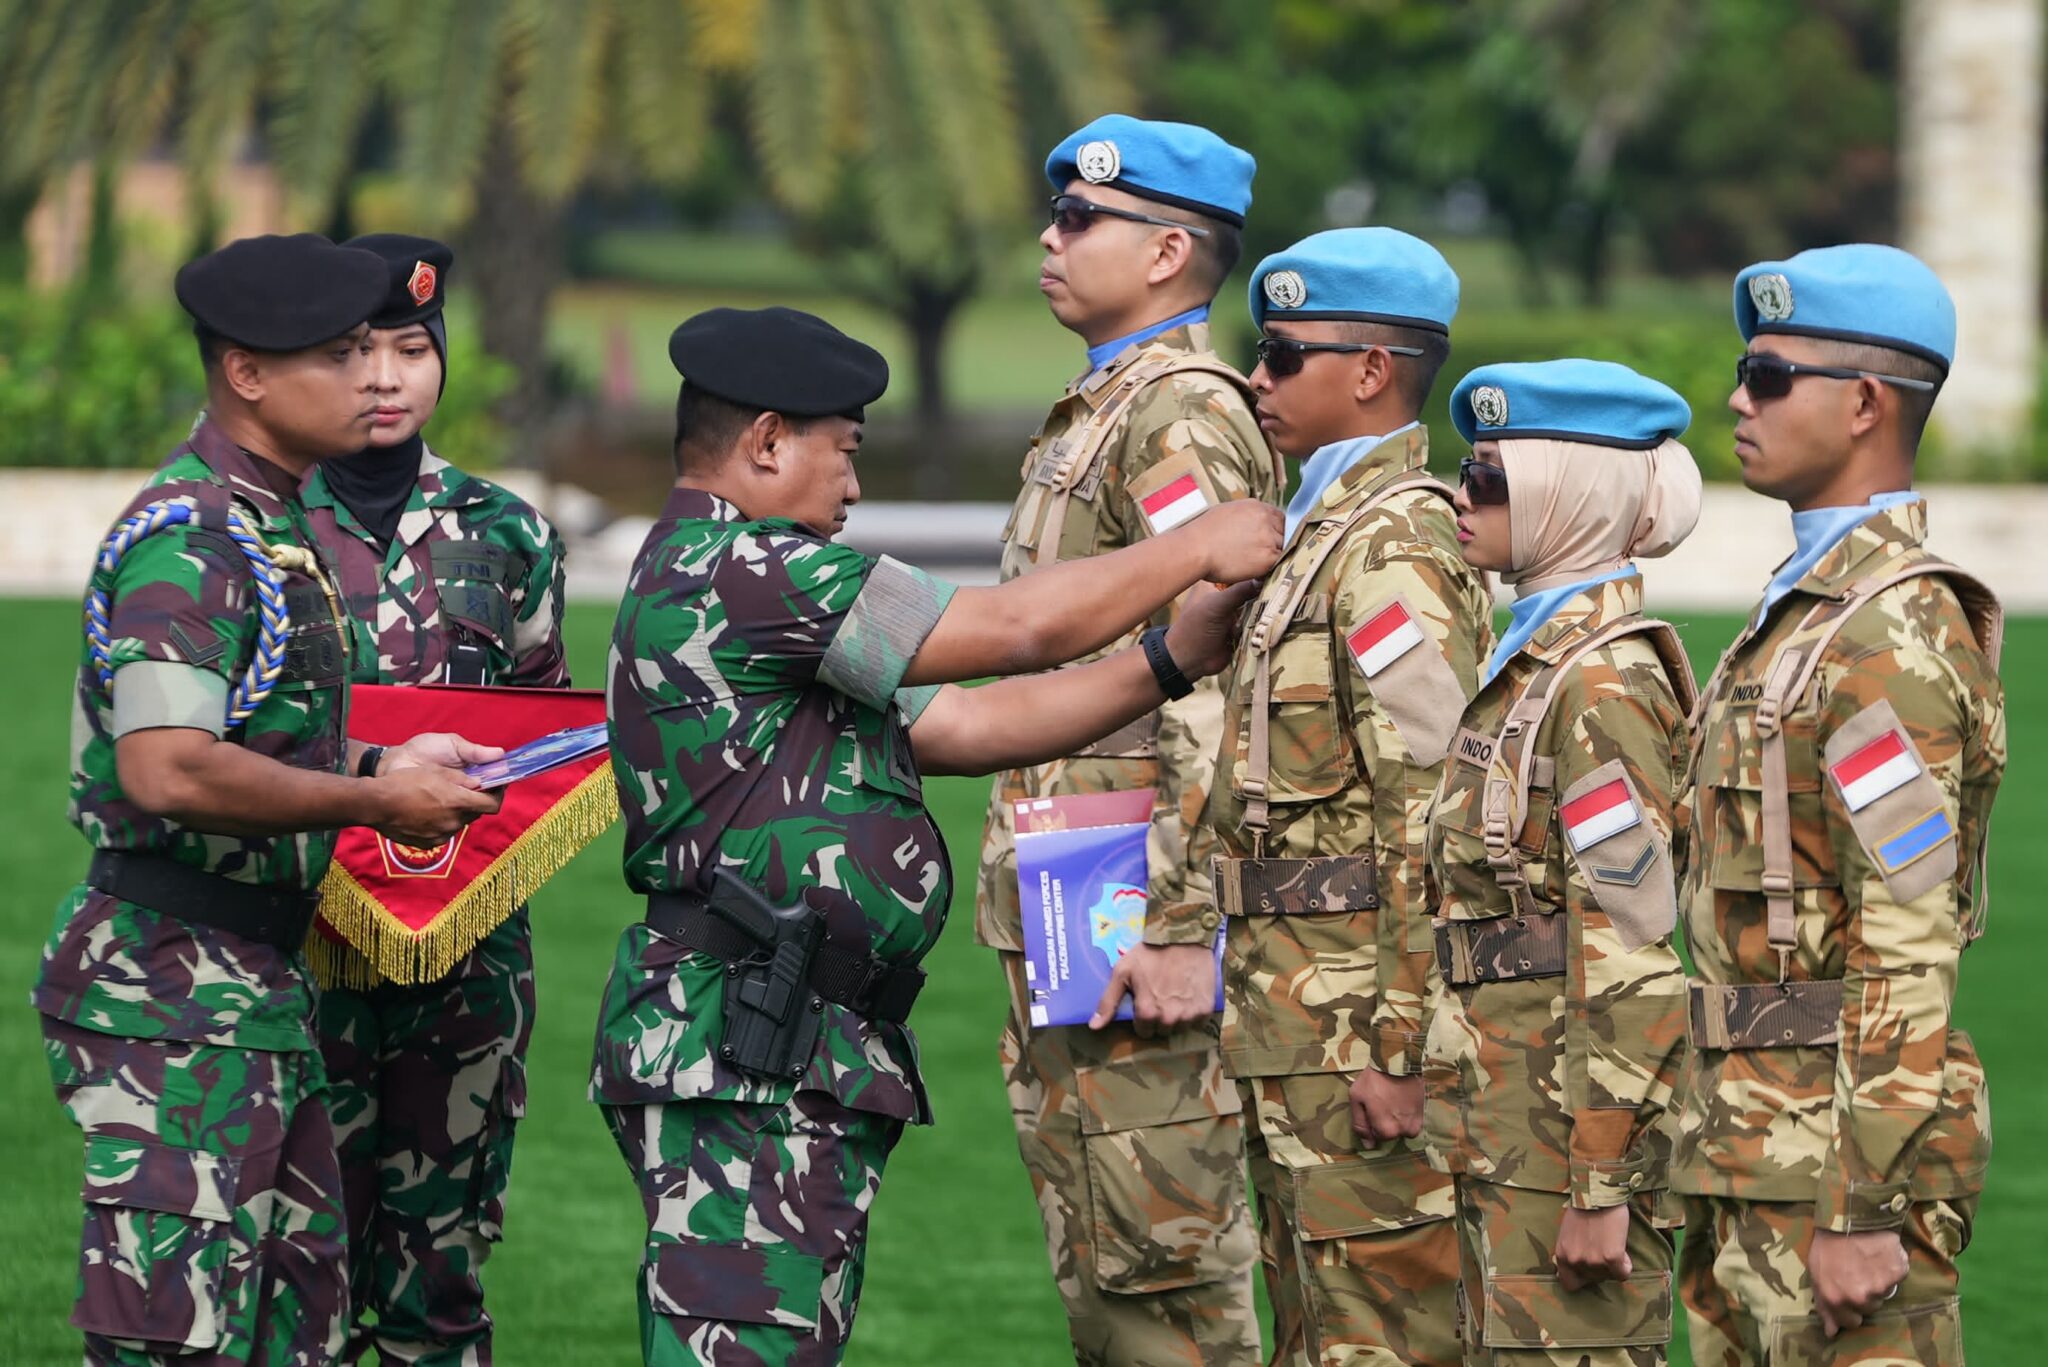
top-left (1263, 269), bottom-right (1307, 310)
top-left (407, 260), bottom-right (438, 307)
top-left (1748, 272), bottom-right (1795, 323)
top-left (1076, 140), bottom-right (1121, 184)
top-left (1469, 384), bottom-right (1510, 428)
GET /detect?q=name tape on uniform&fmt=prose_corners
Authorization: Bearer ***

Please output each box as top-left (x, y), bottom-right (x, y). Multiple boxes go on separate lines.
top-left (1138, 474), bottom-right (1211, 533)
top-left (1829, 730), bottom-right (1920, 812)
top-left (1562, 778), bottom-right (1641, 850)
top-left (1347, 601), bottom-right (1423, 678)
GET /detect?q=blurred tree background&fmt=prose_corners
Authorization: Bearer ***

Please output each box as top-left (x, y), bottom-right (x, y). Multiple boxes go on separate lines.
top-left (0, 0), bottom-right (2037, 488)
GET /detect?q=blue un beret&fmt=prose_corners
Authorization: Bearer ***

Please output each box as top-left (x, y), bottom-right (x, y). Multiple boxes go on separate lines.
top-left (1248, 227), bottom-right (1459, 335)
top-left (1045, 114), bottom-right (1255, 226)
top-left (1451, 359), bottom-right (1691, 450)
top-left (1734, 243), bottom-right (1956, 371)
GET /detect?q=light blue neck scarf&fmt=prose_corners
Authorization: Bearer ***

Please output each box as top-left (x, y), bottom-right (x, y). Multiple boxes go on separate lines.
top-left (1755, 491), bottom-right (1921, 624)
top-left (1283, 423), bottom-right (1419, 541)
top-left (1085, 305), bottom-right (1210, 375)
top-left (1484, 567), bottom-right (1636, 685)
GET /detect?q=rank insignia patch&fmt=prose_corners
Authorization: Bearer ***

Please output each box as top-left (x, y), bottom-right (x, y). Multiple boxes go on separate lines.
top-left (1876, 807), bottom-right (1954, 874)
top-left (1347, 600), bottom-right (1423, 678)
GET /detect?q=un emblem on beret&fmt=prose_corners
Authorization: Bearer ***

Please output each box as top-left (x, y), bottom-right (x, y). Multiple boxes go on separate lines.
top-left (1470, 385), bottom-right (1510, 428)
top-left (1749, 272), bottom-right (1795, 323)
top-left (1077, 140), bottom-right (1121, 184)
top-left (1263, 270), bottom-right (1308, 310)
top-left (407, 261), bottom-right (438, 307)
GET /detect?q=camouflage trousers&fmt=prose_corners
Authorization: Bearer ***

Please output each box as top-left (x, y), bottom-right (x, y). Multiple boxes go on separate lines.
top-left (997, 951), bottom-right (1260, 1367)
top-left (1450, 1178), bottom-right (1674, 1366)
top-left (1241, 1070), bottom-right (1460, 1367)
top-left (1679, 1193), bottom-right (1972, 1366)
top-left (603, 1089), bottom-right (903, 1366)
top-left (42, 1015), bottom-right (348, 1366)
top-left (316, 909), bottom-right (536, 1365)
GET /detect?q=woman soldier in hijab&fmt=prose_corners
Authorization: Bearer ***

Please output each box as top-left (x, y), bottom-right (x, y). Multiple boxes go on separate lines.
top-left (1419, 360), bottom-right (1702, 1365)
top-left (301, 234), bottom-right (569, 1364)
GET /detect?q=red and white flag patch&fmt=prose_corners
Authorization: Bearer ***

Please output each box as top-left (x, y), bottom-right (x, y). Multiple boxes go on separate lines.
top-left (1830, 730), bottom-right (1920, 812)
top-left (1562, 778), bottom-right (1641, 850)
top-left (1138, 474), bottom-right (1210, 532)
top-left (1347, 601), bottom-right (1424, 678)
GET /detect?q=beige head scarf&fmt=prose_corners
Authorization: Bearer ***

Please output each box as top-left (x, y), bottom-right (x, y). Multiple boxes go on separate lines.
top-left (1499, 436), bottom-right (1703, 593)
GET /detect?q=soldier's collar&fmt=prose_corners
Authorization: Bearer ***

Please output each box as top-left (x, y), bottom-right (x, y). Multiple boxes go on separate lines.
top-left (1795, 497), bottom-right (1928, 598)
top-left (416, 449), bottom-right (494, 510)
top-left (659, 485), bottom-right (748, 523)
top-left (1522, 571), bottom-right (1644, 663)
top-left (1306, 427), bottom-right (1429, 524)
top-left (186, 416), bottom-right (299, 529)
top-left (1072, 319), bottom-right (1212, 407)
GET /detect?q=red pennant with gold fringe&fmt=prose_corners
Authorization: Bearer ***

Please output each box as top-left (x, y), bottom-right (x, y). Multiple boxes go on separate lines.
top-left (313, 684), bottom-right (618, 987)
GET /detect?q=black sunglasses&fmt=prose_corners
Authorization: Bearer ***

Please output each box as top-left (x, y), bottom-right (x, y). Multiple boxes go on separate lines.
top-left (1254, 334), bottom-right (1424, 378)
top-left (1459, 457), bottom-right (1509, 507)
top-left (1047, 194), bottom-right (1211, 238)
top-left (1735, 352), bottom-right (1937, 401)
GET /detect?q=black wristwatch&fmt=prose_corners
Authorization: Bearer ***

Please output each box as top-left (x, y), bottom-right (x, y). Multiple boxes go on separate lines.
top-left (1140, 626), bottom-right (1194, 700)
top-left (357, 744), bottom-right (387, 779)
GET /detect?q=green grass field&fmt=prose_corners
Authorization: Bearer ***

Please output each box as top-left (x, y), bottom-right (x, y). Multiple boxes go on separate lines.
top-left (3, 598), bottom-right (2043, 1364)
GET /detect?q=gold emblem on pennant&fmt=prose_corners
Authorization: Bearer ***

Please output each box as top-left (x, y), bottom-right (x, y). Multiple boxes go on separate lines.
top-left (1470, 384), bottom-right (1510, 427)
top-left (1077, 140), bottom-right (1121, 183)
top-left (1263, 269), bottom-right (1307, 309)
top-left (1749, 272), bottom-right (1795, 323)
top-left (407, 260), bottom-right (438, 307)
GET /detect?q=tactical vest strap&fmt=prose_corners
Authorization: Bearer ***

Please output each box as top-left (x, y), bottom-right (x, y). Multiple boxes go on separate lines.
top-left (1752, 558), bottom-right (2003, 975)
top-left (1239, 473), bottom-right (1453, 846)
top-left (1482, 615), bottom-right (1693, 918)
top-left (1032, 356), bottom-right (1268, 568)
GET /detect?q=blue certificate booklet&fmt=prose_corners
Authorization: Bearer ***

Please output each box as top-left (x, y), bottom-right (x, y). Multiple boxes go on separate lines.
top-left (462, 722), bottom-right (611, 790)
top-left (1016, 790), bottom-right (1223, 1027)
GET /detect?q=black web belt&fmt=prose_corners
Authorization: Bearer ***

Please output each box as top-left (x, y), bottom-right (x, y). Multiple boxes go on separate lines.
top-left (645, 892), bottom-right (925, 1024)
top-left (88, 850), bottom-right (319, 952)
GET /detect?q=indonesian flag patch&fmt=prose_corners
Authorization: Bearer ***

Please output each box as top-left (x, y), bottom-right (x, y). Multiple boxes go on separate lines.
top-left (1561, 778), bottom-right (1642, 851)
top-left (1347, 601), bottom-right (1424, 678)
top-left (1138, 473), bottom-right (1211, 533)
top-left (1829, 730), bottom-right (1920, 812)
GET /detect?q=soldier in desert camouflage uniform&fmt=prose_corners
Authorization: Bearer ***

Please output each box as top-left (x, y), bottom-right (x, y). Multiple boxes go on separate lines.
top-left (1675, 246), bottom-right (2005, 1365)
top-left (302, 235), bottom-right (569, 1364)
top-left (976, 113), bottom-right (1278, 1367)
top-left (597, 305), bottom-right (1283, 1366)
top-left (1193, 230), bottom-right (1490, 1367)
top-left (33, 234), bottom-right (501, 1366)
top-left (1418, 361), bottom-right (1704, 1365)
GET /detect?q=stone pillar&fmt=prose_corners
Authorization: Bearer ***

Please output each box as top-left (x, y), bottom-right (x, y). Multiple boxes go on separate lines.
top-left (1900, 0), bottom-right (2044, 467)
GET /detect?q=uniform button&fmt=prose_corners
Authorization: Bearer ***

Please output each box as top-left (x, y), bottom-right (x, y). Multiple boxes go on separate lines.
top-left (1889, 1193), bottom-right (1908, 1213)
top-left (1200, 911), bottom-right (1221, 931)
top-left (1627, 1172), bottom-right (1645, 1190)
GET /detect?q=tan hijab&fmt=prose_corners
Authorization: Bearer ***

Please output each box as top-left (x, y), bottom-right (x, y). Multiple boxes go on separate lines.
top-left (1499, 436), bottom-right (1703, 592)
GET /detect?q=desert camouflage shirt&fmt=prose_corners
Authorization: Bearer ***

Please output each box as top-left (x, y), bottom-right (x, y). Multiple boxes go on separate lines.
top-left (35, 417), bottom-right (351, 1051)
top-left (1673, 499), bottom-right (2004, 1233)
top-left (595, 488), bottom-right (956, 1123)
top-left (1421, 573), bottom-right (1691, 1208)
top-left (977, 320), bottom-right (1281, 955)
top-left (1196, 430), bottom-right (1492, 1083)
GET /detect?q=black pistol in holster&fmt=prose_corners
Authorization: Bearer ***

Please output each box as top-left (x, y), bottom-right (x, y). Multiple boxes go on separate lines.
top-left (706, 870), bottom-right (825, 1082)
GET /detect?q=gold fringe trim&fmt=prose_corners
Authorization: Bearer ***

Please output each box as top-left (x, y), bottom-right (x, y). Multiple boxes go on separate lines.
top-left (310, 767), bottom-right (620, 989)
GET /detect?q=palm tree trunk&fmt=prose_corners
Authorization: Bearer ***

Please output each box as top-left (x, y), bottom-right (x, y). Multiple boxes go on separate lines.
top-left (1900, 0), bottom-right (2044, 470)
top-left (461, 120), bottom-right (564, 468)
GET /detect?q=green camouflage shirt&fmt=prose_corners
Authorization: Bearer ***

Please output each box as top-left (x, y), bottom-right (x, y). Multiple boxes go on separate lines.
top-left (35, 418), bottom-right (351, 1051)
top-left (1673, 499), bottom-right (2005, 1232)
top-left (977, 320), bottom-right (1282, 953)
top-left (595, 488), bottom-right (956, 1122)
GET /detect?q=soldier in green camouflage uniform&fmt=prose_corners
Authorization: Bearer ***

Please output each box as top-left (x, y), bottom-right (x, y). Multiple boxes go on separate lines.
top-left (1676, 247), bottom-right (2005, 1365)
top-left (598, 306), bottom-right (1283, 1366)
top-left (302, 235), bottom-right (569, 1364)
top-left (978, 113), bottom-right (1276, 1367)
top-left (1194, 232), bottom-right (1489, 1367)
top-left (1421, 361), bottom-right (1705, 1365)
top-left (33, 234), bottom-right (501, 1366)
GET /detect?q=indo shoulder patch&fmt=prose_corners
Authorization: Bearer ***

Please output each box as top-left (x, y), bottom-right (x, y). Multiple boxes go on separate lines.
top-left (1346, 592), bottom-right (1463, 765)
top-left (1125, 450), bottom-right (1219, 537)
top-left (1822, 698), bottom-right (1957, 903)
top-left (1559, 758), bottom-right (1675, 952)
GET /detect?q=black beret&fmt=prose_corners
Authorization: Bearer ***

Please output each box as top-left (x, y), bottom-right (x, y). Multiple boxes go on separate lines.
top-left (667, 306), bottom-right (888, 420)
top-left (174, 233), bottom-right (389, 352)
top-left (344, 232), bottom-right (454, 328)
